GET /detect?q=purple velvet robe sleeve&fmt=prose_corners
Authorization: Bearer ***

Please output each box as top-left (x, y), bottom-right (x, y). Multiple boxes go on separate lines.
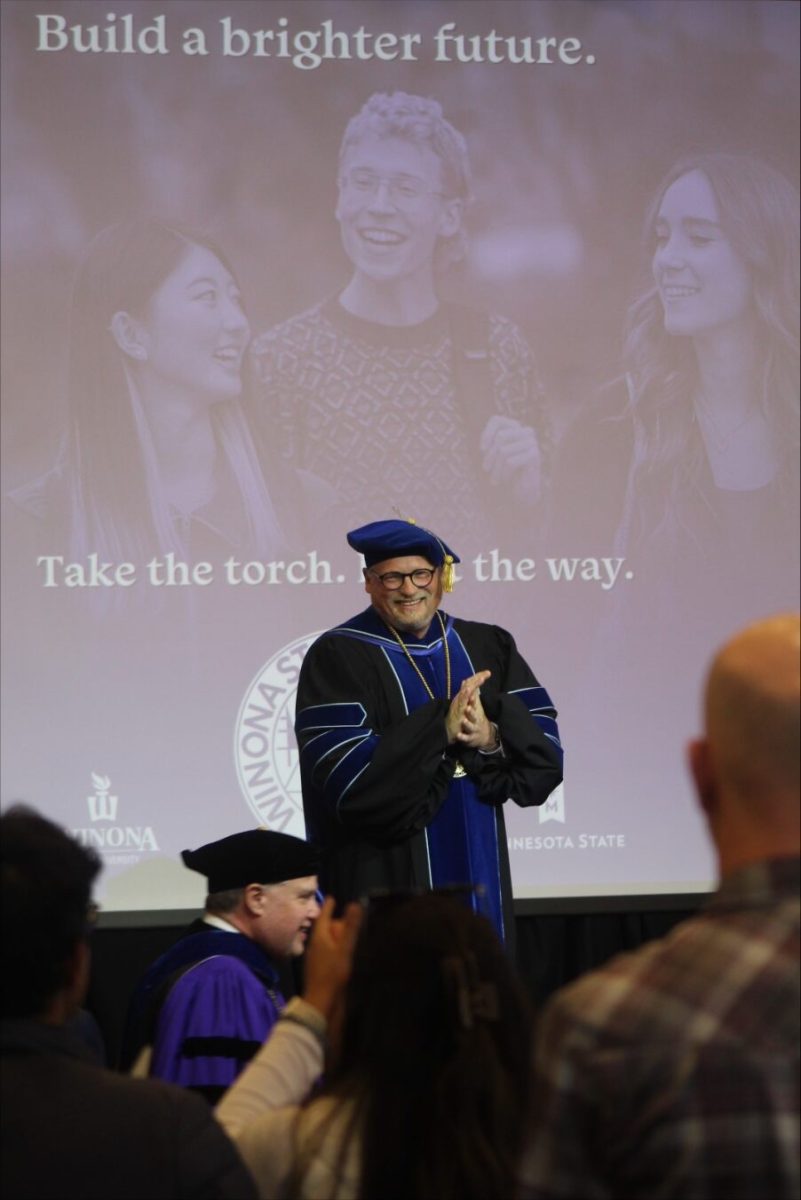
top-left (149, 956), bottom-right (284, 1103)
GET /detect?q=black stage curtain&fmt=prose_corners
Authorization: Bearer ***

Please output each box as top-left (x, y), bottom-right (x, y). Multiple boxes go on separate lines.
top-left (87, 906), bottom-right (697, 1069)
top-left (514, 908), bottom-right (697, 1013)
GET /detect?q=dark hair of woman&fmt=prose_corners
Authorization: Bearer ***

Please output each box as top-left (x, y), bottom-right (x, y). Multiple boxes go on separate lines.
top-left (58, 217), bottom-right (285, 564)
top-left (288, 892), bottom-right (533, 1200)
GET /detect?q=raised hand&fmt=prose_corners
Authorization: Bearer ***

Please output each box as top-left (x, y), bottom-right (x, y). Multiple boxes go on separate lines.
top-left (302, 896), bottom-right (363, 1021)
top-left (481, 414), bottom-right (542, 504)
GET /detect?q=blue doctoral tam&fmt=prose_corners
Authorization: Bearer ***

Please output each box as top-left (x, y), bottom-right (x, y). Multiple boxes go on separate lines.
top-left (181, 829), bottom-right (320, 892)
top-left (347, 519), bottom-right (461, 568)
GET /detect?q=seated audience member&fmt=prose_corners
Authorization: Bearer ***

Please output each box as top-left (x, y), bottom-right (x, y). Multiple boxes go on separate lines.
top-left (0, 806), bottom-right (256, 1200)
top-left (521, 613), bottom-right (801, 1200)
top-left (216, 887), bottom-right (534, 1200)
top-left (123, 829), bottom-right (320, 1102)
top-left (66, 1007), bottom-right (107, 1064)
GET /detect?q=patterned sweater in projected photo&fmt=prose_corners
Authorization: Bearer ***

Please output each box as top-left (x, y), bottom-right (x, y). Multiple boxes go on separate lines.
top-left (251, 297), bottom-right (551, 550)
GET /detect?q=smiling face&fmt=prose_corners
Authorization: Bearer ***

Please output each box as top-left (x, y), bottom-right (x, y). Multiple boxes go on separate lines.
top-left (652, 169), bottom-right (753, 339)
top-left (336, 133), bottom-right (462, 289)
top-left (135, 242), bottom-right (250, 401)
top-left (364, 554), bottom-right (443, 639)
top-left (250, 876), bottom-right (321, 959)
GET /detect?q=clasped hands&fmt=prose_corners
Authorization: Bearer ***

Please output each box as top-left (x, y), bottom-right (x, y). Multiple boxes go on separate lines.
top-left (445, 669), bottom-right (498, 750)
top-left (298, 682), bottom-right (500, 1025)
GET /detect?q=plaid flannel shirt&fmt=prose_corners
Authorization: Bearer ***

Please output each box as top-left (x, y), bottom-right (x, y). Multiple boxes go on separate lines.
top-left (522, 857), bottom-right (800, 1200)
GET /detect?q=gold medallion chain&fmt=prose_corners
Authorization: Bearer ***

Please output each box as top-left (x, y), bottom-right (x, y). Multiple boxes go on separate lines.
top-left (383, 612), bottom-right (466, 777)
top-left (384, 610), bottom-right (451, 700)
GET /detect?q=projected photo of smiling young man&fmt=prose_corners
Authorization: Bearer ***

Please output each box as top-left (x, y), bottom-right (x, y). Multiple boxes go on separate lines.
top-left (252, 92), bottom-right (552, 550)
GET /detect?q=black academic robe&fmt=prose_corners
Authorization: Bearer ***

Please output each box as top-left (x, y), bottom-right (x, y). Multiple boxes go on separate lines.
top-left (295, 607), bottom-right (563, 945)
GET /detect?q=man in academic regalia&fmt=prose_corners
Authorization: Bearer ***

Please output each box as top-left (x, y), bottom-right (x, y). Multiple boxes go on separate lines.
top-left (295, 519), bottom-right (563, 950)
top-left (122, 829), bottom-right (320, 1104)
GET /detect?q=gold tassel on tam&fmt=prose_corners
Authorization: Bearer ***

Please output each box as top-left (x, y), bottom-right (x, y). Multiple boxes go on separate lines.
top-left (390, 510), bottom-right (456, 591)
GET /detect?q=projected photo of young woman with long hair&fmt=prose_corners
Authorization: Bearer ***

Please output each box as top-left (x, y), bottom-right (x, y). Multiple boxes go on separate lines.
top-left (553, 151), bottom-right (799, 625)
top-left (10, 218), bottom-right (335, 591)
top-left (617, 151), bottom-right (799, 594)
top-left (548, 151), bottom-right (799, 855)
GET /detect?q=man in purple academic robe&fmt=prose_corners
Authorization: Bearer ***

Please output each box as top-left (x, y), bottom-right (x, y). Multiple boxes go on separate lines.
top-left (123, 828), bottom-right (321, 1104)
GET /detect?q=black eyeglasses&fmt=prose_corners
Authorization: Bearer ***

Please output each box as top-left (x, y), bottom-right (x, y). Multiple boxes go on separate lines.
top-left (339, 169), bottom-right (444, 207)
top-left (368, 568), bottom-right (436, 590)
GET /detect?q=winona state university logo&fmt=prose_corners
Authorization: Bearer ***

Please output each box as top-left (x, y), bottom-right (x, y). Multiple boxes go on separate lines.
top-left (87, 772), bottom-right (118, 822)
top-left (539, 783), bottom-right (566, 824)
top-left (72, 772), bottom-right (159, 857)
top-left (234, 633), bottom-right (323, 838)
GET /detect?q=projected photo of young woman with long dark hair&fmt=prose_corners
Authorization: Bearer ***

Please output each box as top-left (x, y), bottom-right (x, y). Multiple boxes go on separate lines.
top-left (9, 219), bottom-right (336, 597)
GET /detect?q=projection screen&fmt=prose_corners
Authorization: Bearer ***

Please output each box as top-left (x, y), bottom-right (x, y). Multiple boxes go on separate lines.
top-left (2, 0), bottom-right (799, 916)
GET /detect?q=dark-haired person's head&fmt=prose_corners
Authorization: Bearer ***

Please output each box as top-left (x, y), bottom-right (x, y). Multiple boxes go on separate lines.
top-left (85, 220), bottom-right (248, 399)
top-left (73, 219), bottom-right (247, 386)
top-left (64, 218), bottom-right (265, 566)
top-left (330, 892), bottom-right (533, 1200)
top-left (1, 805), bottom-right (101, 1020)
top-left (69, 219), bottom-right (250, 460)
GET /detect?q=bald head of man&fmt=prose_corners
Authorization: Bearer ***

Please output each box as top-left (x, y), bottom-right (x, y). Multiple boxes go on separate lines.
top-left (688, 613), bottom-right (800, 877)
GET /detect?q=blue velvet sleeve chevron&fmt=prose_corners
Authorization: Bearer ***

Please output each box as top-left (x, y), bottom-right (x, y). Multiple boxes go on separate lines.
top-left (295, 616), bottom-right (564, 839)
top-left (294, 634), bottom-right (455, 844)
top-left (295, 701), bottom-right (379, 813)
top-left (508, 685), bottom-right (563, 766)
